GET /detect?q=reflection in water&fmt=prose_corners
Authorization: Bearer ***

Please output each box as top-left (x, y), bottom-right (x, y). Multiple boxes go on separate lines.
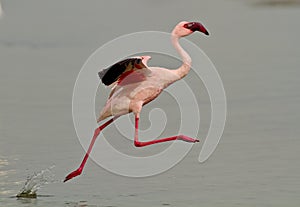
top-left (16, 166), bottom-right (55, 198)
top-left (16, 197), bottom-right (38, 205)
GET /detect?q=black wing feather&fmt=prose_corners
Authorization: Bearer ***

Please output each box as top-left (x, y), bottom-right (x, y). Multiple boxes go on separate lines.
top-left (98, 58), bottom-right (141, 86)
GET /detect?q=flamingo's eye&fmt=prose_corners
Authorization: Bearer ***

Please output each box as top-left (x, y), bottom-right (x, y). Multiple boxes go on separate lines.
top-left (184, 22), bottom-right (194, 29)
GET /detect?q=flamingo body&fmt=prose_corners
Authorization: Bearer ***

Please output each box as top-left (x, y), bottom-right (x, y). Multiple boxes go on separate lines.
top-left (98, 62), bottom-right (178, 121)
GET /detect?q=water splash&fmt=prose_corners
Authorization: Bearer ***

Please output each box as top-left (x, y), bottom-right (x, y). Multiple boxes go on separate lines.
top-left (16, 165), bottom-right (55, 198)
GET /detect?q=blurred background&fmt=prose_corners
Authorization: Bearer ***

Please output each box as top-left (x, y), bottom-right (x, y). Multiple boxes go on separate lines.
top-left (0, 0), bottom-right (299, 206)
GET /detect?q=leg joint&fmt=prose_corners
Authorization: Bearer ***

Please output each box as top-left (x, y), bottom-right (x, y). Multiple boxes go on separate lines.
top-left (134, 141), bottom-right (143, 147)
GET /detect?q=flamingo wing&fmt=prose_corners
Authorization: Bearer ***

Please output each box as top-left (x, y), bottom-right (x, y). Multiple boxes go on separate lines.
top-left (98, 56), bottom-right (150, 86)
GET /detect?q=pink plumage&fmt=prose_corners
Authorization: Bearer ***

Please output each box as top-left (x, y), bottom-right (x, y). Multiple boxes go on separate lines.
top-left (64, 21), bottom-right (209, 182)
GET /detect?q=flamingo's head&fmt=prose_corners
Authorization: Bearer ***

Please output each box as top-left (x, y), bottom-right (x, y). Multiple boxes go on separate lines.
top-left (173, 21), bottom-right (209, 37)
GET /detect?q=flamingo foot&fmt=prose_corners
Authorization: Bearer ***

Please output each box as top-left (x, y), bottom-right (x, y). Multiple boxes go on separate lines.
top-left (64, 168), bottom-right (82, 182)
top-left (178, 135), bottom-right (199, 143)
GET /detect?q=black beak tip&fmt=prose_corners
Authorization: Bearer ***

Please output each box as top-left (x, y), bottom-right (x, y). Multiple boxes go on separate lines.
top-left (198, 30), bottom-right (209, 36)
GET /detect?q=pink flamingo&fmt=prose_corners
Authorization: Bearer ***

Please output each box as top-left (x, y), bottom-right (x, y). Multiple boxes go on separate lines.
top-left (64, 21), bottom-right (209, 182)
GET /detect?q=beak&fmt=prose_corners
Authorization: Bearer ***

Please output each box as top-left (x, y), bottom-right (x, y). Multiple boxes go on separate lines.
top-left (185, 22), bottom-right (209, 36)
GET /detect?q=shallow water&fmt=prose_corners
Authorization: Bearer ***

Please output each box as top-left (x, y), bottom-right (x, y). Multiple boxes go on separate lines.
top-left (1, 0), bottom-right (300, 206)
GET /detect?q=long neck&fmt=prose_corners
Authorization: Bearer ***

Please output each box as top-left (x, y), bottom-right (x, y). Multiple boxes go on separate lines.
top-left (170, 32), bottom-right (192, 81)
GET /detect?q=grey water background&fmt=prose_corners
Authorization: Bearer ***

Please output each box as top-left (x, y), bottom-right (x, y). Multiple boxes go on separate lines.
top-left (0, 0), bottom-right (300, 206)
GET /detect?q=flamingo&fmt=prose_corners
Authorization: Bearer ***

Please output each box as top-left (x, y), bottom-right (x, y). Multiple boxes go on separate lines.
top-left (64, 21), bottom-right (209, 182)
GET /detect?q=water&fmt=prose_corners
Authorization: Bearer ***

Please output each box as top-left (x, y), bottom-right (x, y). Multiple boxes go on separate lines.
top-left (16, 166), bottom-right (55, 198)
top-left (1, 0), bottom-right (300, 206)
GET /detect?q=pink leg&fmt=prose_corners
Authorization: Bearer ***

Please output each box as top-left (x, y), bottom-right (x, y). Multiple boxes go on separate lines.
top-left (134, 116), bottom-right (199, 147)
top-left (64, 117), bottom-right (117, 182)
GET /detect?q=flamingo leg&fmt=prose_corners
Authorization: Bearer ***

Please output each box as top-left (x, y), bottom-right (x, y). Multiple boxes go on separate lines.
top-left (134, 116), bottom-right (199, 147)
top-left (64, 117), bottom-right (118, 182)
